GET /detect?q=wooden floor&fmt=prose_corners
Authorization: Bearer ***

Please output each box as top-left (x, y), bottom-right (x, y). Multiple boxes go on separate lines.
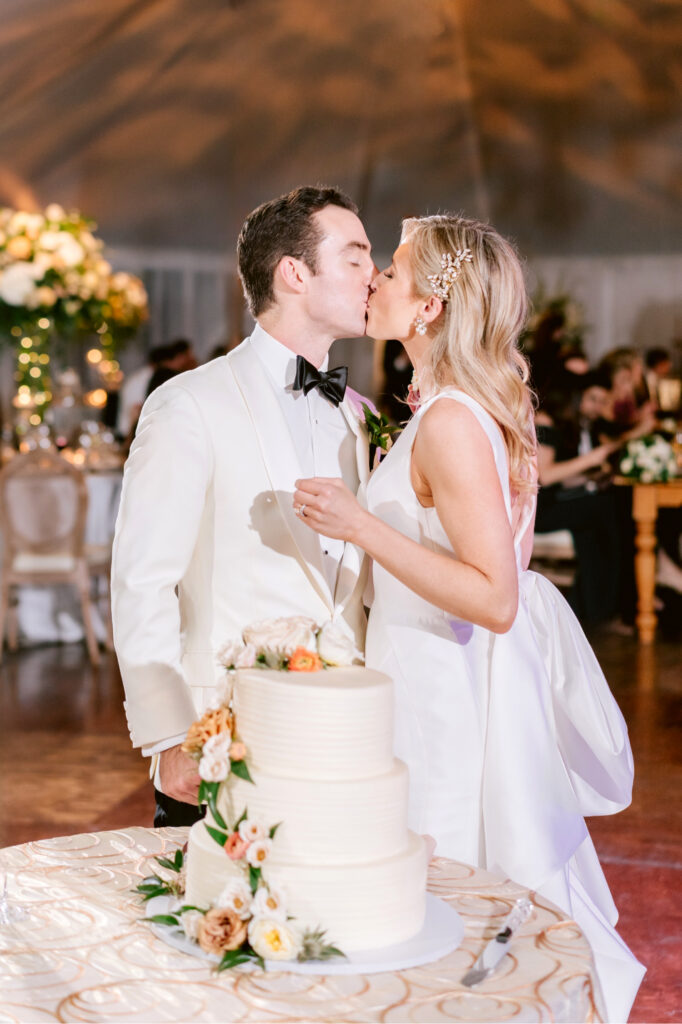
top-left (0, 634), bottom-right (680, 1023)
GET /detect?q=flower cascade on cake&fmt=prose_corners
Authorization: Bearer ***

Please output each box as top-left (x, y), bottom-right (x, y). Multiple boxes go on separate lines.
top-left (136, 616), bottom-right (364, 969)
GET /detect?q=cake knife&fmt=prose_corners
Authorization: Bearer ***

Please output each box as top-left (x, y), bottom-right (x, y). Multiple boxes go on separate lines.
top-left (460, 897), bottom-right (533, 987)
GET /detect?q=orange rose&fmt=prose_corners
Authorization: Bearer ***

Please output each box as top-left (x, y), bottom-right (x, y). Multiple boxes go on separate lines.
top-left (197, 907), bottom-right (248, 954)
top-left (182, 706), bottom-right (234, 757)
top-left (287, 647), bottom-right (322, 672)
top-left (224, 832), bottom-right (249, 860)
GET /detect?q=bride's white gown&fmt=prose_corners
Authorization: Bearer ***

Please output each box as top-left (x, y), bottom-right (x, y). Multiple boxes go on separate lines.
top-left (365, 388), bottom-right (645, 1023)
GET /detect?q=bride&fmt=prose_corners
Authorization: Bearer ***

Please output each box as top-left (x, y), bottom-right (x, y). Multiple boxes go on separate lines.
top-left (293, 214), bottom-right (645, 1022)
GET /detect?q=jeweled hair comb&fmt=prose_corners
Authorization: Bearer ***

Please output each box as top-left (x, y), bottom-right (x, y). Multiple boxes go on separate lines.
top-left (427, 249), bottom-right (473, 301)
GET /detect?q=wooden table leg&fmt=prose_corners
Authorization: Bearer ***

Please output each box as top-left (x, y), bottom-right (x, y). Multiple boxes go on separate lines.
top-left (632, 485), bottom-right (658, 644)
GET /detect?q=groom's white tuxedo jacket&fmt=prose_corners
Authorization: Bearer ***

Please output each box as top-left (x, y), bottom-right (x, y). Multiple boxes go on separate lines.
top-left (111, 330), bottom-right (370, 751)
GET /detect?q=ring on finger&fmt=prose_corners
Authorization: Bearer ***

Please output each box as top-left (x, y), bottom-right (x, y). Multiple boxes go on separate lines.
top-left (296, 503), bottom-right (307, 518)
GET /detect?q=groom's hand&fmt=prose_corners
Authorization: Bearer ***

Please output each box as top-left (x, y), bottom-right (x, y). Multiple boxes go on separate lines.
top-left (159, 744), bottom-right (201, 804)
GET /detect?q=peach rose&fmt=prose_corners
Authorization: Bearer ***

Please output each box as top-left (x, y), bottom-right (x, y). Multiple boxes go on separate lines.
top-left (224, 832), bottom-right (249, 860)
top-left (7, 235), bottom-right (33, 260)
top-left (229, 741), bottom-right (246, 762)
top-left (288, 647), bottom-right (322, 672)
top-left (197, 907), bottom-right (247, 954)
top-left (182, 706), bottom-right (234, 757)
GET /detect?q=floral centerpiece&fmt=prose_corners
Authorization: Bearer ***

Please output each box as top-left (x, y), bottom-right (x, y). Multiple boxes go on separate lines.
top-left (137, 615), bottom-right (352, 969)
top-left (619, 434), bottom-right (679, 483)
top-left (0, 203), bottom-right (148, 422)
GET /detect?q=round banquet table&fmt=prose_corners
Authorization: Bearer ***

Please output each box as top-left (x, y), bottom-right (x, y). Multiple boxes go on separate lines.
top-left (0, 826), bottom-right (606, 1023)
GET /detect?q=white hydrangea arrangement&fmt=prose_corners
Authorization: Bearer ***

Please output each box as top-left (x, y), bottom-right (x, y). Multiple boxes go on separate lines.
top-left (0, 203), bottom-right (147, 342)
top-left (619, 434), bottom-right (679, 483)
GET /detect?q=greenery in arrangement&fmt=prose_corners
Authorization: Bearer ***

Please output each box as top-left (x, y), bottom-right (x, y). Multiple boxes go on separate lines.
top-left (521, 287), bottom-right (587, 354)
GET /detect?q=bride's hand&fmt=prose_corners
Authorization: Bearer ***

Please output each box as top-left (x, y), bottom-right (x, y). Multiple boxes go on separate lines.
top-left (294, 477), bottom-right (369, 542)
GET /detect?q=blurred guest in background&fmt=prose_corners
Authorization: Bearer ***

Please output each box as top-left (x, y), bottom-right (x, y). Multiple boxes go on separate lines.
top-left (534, 372), bottom-right (629, 629)
top-left (598, 347), bottom-right (654, 431)
top-left (116, 345), bottom-right (170, 438)
top-left (378, 339), bottom-right (412, 424)
top-left (644, 346), bottom-right (674, 410)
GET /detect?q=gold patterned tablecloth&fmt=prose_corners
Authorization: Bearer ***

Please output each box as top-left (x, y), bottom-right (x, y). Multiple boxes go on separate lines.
top-left (0, 827), bottom-right (604, 1023)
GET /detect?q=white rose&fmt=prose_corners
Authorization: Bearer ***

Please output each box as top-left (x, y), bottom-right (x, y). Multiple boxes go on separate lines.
top-left (214, 877), bottom-right (253, 919)
top-left (198, 751), bottom-right (229, 782)
top-left (235, 643), bottom-right (257, 668)
top-left (181, 909), bottom-right (204, 940)
top-left (317, 620), bottom-right (361, 666)
top-left (216, 640), bottom-right (244, 669)
top-left (238, 818), bottom-right (267, 843)
top-left (620, 457), bottom-right (634, 473)
top-left (54, 233), bottom-right (84, 268)
top-left (243, 616), bottom-right (318, 660)
top-left (640, 471), bottom-right (654, 483)
top-left (248, 917), bottom-right (302, 960)
top-left (0, 261), bottom-right (42, 305)
top-left (245, 838), bottom-right (272, 867)
top-left (44, 203), bottom-right (66, 223)
top-left (203, 732), bottom-right (231, 759)
top-left (251, 885), bottom-right (287, 921)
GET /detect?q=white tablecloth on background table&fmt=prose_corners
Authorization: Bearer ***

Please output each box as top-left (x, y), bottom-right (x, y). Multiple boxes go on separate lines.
top-left (1, 470), bottom-right (122, 644)
top-left (0, 826), bottom-right (606, 1022)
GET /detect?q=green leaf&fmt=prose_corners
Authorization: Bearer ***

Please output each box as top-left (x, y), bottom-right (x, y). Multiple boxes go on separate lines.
top-left (231, 759), bottom-right (254, 784)
top-left (216, 948), bottom-right (262, 972)
top-left (147, 913), bottom-right (180, 927)
top-left (156, 856), bottom-right (181, 872)
top-left (176, 904), bottom-right (207, 915)
top-left (248, 865), bottom-right (261, 894)
top-left (174, 848), bottom-right (184, 870)
top-left (269, 822), bottom-right (281, 839)
top-left (205, 825), bottom-right (229, 847)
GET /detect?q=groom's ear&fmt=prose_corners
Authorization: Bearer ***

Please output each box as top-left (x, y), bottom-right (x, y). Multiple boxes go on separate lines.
top-left (276, 255), bottom-right (308, 296)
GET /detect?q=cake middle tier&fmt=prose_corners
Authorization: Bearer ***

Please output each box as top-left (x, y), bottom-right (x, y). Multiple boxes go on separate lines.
top-left (218, 760), bottom-right (410, 864)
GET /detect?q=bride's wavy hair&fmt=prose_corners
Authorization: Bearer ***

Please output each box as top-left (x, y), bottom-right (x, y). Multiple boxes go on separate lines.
top-left (401, 214), bottom-right (536, 496)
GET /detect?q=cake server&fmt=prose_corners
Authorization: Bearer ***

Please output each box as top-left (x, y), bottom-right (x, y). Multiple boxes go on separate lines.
top-left (460, 897), bottom-right (533, 987)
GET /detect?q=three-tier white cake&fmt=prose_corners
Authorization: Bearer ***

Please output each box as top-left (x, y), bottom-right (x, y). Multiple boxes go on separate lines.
top-left (184, 665), bottom-right (427, 951)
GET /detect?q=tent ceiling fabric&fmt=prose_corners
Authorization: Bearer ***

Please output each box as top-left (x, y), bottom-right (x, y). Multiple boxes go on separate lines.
top-left (1, 0), bottom-right (680, 256)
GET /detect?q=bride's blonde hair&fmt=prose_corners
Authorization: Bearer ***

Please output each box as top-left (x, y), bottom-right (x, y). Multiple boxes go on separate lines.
top-left (401, 214), bottom-right (536, 495)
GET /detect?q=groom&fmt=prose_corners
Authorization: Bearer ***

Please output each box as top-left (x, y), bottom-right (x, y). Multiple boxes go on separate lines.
top-left (111, 186), bottom-right (375, 826)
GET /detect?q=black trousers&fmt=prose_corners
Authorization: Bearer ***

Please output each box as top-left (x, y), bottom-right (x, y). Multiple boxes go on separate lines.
top-left (154, 789), bottom-right (205, 828)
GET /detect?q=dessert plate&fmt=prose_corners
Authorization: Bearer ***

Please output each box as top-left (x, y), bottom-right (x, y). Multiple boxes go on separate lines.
top-left (146, 893), bottom-right (464, 975)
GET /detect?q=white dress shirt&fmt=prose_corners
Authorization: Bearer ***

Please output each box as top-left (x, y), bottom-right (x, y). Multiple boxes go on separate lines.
top-left (142, 324), bottom-right (359, 768)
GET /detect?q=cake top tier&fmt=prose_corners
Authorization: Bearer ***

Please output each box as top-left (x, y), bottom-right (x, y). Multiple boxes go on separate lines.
top-left (232, 666), bottom-right (394, 780)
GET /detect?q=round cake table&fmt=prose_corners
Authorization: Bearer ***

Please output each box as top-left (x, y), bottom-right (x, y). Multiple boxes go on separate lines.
top-left (0, 826), bottom-right (605, 1022)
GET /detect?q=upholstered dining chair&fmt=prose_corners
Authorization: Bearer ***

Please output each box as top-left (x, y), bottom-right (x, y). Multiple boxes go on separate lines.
top-left (0, 450), bottom-right (101, 665)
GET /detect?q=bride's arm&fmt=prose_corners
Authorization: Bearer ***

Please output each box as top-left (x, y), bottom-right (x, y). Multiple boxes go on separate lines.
top-left (295, 401), bottom-right (518, 633)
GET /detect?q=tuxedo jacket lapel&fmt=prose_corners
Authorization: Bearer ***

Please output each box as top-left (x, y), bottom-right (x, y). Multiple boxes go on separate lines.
top-left (229, 341), bottom-right (333, 612)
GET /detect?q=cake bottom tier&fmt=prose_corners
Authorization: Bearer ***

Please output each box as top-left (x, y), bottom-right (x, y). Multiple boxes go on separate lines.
top-left (185, 823), bottom-right (427, 952)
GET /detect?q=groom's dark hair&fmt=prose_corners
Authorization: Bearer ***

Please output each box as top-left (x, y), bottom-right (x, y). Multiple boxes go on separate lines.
top-left (237, 185), bottom-right (358, 317)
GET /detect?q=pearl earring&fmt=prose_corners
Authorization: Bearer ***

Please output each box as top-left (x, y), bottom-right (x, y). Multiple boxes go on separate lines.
top-left (414, 315), bottom-right (427, 336)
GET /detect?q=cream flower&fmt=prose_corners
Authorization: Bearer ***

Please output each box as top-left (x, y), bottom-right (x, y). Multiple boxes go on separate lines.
top-left (238, 819), bottom-right (267, 843)
top-left (248, 917), bottom-right (302, 961)
top-left (251, 885), bottom-right (287, 922)
top-left (245, 838), bottom-right (272, 867)
top-left (202, 732), bottom-right (231, 759)
top-left (243, 616), bottom-right (318, 662)
top-left (181, 909), bottom-right (204, 940)
top-left (215, 877), bottom-right (253, 920)
top-left (317, 620), bottom-right (361, 666)
top-left (198, 751), bottom-right (229, 782)
top-left (235, 643), bottom-right (257, 668)
top-left (6, 235), bottom-right (33, 260)
top-left (44, 203), bottom-right (66, 222)
top-left (216, 640), bottom-right (245, 669)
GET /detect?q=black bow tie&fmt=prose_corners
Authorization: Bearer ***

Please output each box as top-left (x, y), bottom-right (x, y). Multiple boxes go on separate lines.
top-left (293, 355), bottom-right (348, 407)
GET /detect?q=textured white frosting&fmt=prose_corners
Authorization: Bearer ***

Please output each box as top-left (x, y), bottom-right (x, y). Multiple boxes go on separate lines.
top-left (185, 665), bottom-right (427, 952)
top-left (232, 666), bottom-right (393, 779)
top-left (219, 761), bottom-right (410, 864)
top-left (186, 819), bottom-right (427, 951)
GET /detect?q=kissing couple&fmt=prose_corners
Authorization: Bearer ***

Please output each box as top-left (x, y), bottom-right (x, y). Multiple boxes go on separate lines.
top-left (112, 185), bottom-right (644, 1020)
